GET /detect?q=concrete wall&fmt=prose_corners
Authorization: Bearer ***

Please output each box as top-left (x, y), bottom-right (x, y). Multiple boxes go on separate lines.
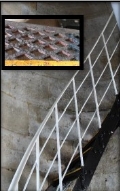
top-left (2, 2), bottom-right (120, 191)
top-left (111, 2), bottom-right (120, 30)
top-left (1, 2), bottom-right (37, 15)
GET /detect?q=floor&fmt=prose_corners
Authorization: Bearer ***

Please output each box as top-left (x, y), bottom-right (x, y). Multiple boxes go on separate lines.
top-left (5, 19), bottom-right (80, 66)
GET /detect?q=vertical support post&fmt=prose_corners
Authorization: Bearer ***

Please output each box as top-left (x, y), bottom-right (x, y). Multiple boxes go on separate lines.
top-left (73, 78), bottom-right (84, 167)
top-left (15, 183), bottom-right (18, 191)
top-left (102, 33), bottom-right (118, 95)
top-left (36, 137), bottom-right (40, 190)
top-left (88, 55), bottom-right (101, 128)
top-left (55, 104), bottom-right (63, 191)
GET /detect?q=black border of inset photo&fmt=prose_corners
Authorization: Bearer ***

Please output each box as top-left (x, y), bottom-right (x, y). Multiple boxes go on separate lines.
top-left (2, 15), bottom-right (84, 70)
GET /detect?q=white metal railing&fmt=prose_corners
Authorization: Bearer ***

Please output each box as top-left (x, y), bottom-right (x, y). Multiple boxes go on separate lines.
top-left (8, 12), bottom-right (120, 191)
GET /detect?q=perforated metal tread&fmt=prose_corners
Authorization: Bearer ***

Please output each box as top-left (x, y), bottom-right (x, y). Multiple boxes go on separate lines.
top-left (5, 21), bottom-right (80, 61)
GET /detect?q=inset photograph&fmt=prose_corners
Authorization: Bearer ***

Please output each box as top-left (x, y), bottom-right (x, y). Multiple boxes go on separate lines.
top-left (3, 17), bottom-right (84, 69)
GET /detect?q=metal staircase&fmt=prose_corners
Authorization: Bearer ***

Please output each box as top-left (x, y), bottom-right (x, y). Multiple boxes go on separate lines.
top-left (8, 12), bottom-right (120, 191)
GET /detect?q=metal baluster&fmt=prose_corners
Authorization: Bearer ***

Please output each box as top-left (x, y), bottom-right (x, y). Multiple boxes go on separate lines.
top-left (36, 137), bottom-right (40, 190)
top-left (102, 33), bottom-right (118, 95)
top-left (73, 78), bottom-right (84, 167)
top-left (55, 104), bottom-right (63, 191)
top-left (88, 55), bottom-right (101, 128)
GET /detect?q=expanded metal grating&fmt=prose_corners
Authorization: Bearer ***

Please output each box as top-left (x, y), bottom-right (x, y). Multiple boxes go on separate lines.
top-left (5, 21), bottom-right (80, 61)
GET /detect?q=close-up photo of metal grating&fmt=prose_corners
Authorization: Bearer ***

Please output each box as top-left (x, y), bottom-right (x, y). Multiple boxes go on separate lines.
top-left (5, 20), bottom-right (80, 61)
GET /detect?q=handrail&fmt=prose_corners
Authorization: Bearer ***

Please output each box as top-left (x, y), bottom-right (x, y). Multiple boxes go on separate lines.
top-left (8, 11), bottom-right (120, 191)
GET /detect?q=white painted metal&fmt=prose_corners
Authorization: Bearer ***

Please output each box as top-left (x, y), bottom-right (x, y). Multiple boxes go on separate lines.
top-left (102, 33), bottom-right (118, 95)
top-left (55, 104), bottom-right (63, 191)
top-left (8, 12), bottom-right (120, 191)
top-left (98, 63), bottom-right (120, 107)
top-left (88, 55), bottom-right (101, 129)
top-left (36, 137), bottom-right (40, 190)
top-left (73, 78), bottom-right (84, 166)
top-left (85, 12), bottom-right (114, 61)
top-left (23, 162), bottom-right (36, 191)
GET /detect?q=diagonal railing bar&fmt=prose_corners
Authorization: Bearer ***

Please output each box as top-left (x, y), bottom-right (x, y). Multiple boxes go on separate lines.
top-left (84, 11), bottom-right (114, 62)
top-left (73, 78), bottom-right (84, 167)
top-left (49, 13), bottom-right (117, 190)
top-left (78, 38), bottom-right (120, 118)
top-left (102, 33), bottom-right (118, 95)
top-left (58, 95), bottom-right (74, 122)
top-left (98, 63), bottom-right (120, 106)
top-left (38, 114), bottom-right (79, 190)
top-left (82, 111), bottom-right (96, 140)
top-left (84, 21), bottom-right (117, 68)
top-left (82, 63), bottom-right (120, 139)
top-left (60, 62), bottom-right (120, 189)
top-left (40, 61), bottom-right (120, 191)
top-left (40, 37), bottom-right (120, 161)
top-left (78, 61), bottom-right (107, 118)
top-left (87, 23), bottom-right (117, 70)
top-left (39, 119), bottom-right (77, 190)
top-left (105, 22), bottom-right (117, 44)
top-left (38, 124), bottom-right (56, 159)
top-left (37, 60), bottom-right (120, 191)
top-left (58, 29), bottom-right (119, 127)
top-left (76, 21), bottom-right (118, 96)
top-left (88, 55), bottom-right (101, 128)
top-left (40, 51), bottom-right (117, 178)
top-left (8, 11), bottom-right (120, 191)
top-left (8, 133), bottom-right (38, 191)
top-left (23, 162), bottom-right (36, 191)
top-left (39, 155), bottom-right (57, 190)
top-left (46, 20), bottom-right (118, 131)
top-left (73, 94), bottom-right (120, 191)
top-left (56, 60), bottom-right (119, 190)
top-left (56, 143), bottom-right (79, 191)
top-left (61, 64), bottom-right (120, 184)
top-left (110, 39), bottom-right (120, 60)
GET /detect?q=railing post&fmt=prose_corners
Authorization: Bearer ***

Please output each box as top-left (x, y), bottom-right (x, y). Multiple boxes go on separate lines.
top-left (73, 78), bottom-right (84, 167)
top-left (88, 55), bottom-right (101, 129)
top-left (36, 137), bottom-right (40, 190)
top-left (102, 33), bottom-right (118, 95)
top-left (55, 104), bottom-right (63, 191)
top-left (15, 183), bottom-right (18, 191)
top-left (9, 183), bottom-right (18, 191)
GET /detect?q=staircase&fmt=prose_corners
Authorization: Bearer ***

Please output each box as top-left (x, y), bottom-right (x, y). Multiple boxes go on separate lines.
top-left (7, 12), bottom-right (120, 191)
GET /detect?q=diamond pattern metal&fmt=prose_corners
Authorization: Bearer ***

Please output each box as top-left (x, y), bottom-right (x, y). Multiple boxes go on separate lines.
top-left (5, 21), bottom-right (80, 61)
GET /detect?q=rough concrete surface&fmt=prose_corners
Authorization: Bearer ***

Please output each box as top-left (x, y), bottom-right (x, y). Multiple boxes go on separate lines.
top-left (1, 2), bottom-right (120, 191)
top-left (87, 128), bottom-right (120, 191)
top-left (1, 2), bottom-right (36, 15)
